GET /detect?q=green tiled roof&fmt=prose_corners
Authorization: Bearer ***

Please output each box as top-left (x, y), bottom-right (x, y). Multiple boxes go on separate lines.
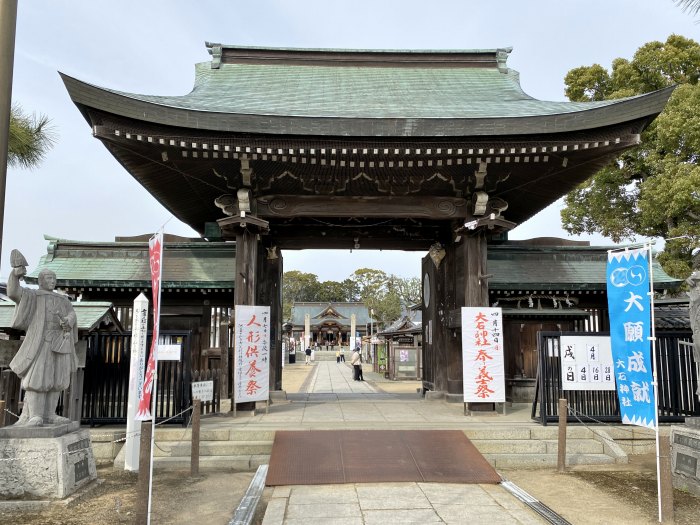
top-left (25, 237), bottom-right (235, 289)
top-left (19, 238), bottom-right (680, 294)
top-left (0, 301), bottom-right (122, 332)
top-left (488, 244), bottom-right (680, 291)
top-left (117, 60), bottom-right (628, 120)
top-left (291, 302), bottom-right (371, 327)
top-left (61, 45), bottom-right (674, 137)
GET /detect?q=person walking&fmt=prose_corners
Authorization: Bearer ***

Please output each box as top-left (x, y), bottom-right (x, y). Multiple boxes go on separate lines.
top-left (339, 346), bottom-right (345, 362)
top-left (305, 346), bottom-right (312, 365)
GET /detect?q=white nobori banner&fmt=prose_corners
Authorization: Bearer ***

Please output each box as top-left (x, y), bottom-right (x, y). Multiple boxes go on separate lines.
top-left (234, 305), bottom-right (271, 404)
top-left (461, 307), bottom-right (505, 403)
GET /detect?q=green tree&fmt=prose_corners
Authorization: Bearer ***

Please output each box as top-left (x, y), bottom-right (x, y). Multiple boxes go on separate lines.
top-left (373, 289), bottom-right (402, 326)
top-left (282, 270), bottom-right (321, 319)
top-left (317, 280), bottom-right (353, 303)
top-left (8, 104), bottom-right (55, 168)
top-left (350, 268), bottom-right (402, 326)
top-left (282, 268), bottom-right (419, 326)
top-left (391, 276), bottom-right (421, 307)
top-left (561, 35), bottom-right (700, 278)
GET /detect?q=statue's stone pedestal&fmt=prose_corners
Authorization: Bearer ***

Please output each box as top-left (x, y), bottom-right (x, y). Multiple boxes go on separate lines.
top-left (671, 417), bottom-right (700, 497)
top-left (0, 425), bottom-right (97, 499)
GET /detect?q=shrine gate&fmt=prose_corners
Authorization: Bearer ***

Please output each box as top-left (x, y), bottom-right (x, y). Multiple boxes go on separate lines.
top-left (62, 44), bottom-right (673, 400)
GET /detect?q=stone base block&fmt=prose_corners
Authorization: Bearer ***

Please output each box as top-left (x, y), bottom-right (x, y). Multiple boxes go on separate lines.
top-left (0, 421), bottom-right (79, 439)
top-left (685, 417), bottom-right (700, 429)
top-left (424, 390), bottom-right (445, 401)
top-left (671, 424), bottom-right (700, 498)
top-left (0, 429), bottom-right (97, 499)
top-left (269, 390), bottom-right (287, 401)
top-left (506, 377), bottom-right (537, 403)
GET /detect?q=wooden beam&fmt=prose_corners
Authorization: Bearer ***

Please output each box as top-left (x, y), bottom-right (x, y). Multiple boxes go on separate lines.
top-left (257, 195), bottom-right (469, 219)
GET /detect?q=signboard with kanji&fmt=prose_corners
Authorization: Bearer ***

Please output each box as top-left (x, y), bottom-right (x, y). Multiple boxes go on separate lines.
top-left (157, 344), bottom-right (181, 361)
top-left (461, 307), bottom-right (505, 403)
top-left (191, 380), bottom-right (214, 402)
top-left (560, 335), bottom-right (615, 391)
top-left (234, 305), bottom-right (271, 403)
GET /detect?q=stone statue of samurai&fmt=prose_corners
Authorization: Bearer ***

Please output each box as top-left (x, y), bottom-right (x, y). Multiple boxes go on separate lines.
top-left (7, 249), bottom-right (78, 426)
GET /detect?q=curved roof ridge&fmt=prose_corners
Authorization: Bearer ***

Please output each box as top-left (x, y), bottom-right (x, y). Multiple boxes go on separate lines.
top-left (205, 42), bottom-right (514, 54)
top-left (204, 42), bottom-right (514, 68)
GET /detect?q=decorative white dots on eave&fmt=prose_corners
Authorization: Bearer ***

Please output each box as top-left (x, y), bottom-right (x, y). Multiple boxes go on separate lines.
top-left (110, 128), bottom-right (627, 169)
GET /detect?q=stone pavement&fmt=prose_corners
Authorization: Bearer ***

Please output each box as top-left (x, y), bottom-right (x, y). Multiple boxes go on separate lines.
top-left (255, 360), bottom-right (553, 524)
top-left (262, 481), bottom-right (547, 525)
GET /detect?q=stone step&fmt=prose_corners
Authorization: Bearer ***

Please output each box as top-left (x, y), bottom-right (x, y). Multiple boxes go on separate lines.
top-left (154, 428), bottom-right (276, 442)
top-left (463, 426), bottom-right (598, 441)
top-left (472, 438), bottom-right (604, 455)
top-left (484, 452), bottom-right (617, 469)
top-left (153, 440), bottom-right (273, 458)
top-left (153, 454), bottom-right (269, 470)
top-left (92, 426), bottom-right (624, 470)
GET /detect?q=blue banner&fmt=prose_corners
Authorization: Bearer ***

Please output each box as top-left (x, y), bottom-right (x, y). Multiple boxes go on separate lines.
top-left (606, 248), bottom-right (656, 429)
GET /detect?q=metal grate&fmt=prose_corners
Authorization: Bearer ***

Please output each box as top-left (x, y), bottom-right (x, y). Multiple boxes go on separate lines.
top-left (500, 479), bottom-right (572, 525)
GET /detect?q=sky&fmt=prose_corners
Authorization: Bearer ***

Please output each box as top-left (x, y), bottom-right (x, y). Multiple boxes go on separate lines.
top-left (3, 0), bottom-right (698, 283)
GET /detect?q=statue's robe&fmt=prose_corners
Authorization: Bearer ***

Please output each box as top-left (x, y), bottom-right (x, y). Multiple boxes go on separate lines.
top-left (9, 288), bottom-right (78, 392)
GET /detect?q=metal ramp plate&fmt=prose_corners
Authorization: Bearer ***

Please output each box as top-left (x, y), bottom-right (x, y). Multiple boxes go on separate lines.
top-left (265, 429), bottom-right (501, 486)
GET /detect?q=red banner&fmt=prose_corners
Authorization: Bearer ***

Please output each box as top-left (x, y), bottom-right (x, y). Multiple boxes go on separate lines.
top-left (136, 231), bottom-right (163, 420)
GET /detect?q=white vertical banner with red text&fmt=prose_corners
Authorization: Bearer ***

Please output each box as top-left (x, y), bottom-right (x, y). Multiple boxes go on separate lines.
top-left (234, 305), bottom-right (270, 404)
top-left (136, 231), bottom-right (164, 420)
top-left (461, 307), bottom-right (505, 403)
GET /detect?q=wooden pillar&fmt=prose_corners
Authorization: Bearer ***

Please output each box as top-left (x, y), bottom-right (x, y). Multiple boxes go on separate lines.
top-left (256, 243), bottom-right (283, 391)
top-left (219, 316), bottom-right (230, 398)
top-left (218, 211), bottom-right (269, 410)
top-left (234, 228), bottom-right (257, 307)
top-left (421, 232), bottom-right (491, 399)
top-left (421, 243), bottom-right (449, 395)
top-left (462, 232), bottom-right (492, 407)
top-left (462, 233), bottom-right (488, 307)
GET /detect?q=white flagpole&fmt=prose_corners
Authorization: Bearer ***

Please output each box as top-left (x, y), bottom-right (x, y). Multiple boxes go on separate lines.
top-left (646, 242), bottom-right (662, 522)
top-left (146, 231), bottom-right (164, 525)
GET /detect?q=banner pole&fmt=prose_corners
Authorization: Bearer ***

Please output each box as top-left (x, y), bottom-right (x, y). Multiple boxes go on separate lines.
top-left (146, 231), bottom-right (164, 525)
top-left (646, 242), bottom-right (662, 523)
top-left (146, 370), bottom-right (157, 525)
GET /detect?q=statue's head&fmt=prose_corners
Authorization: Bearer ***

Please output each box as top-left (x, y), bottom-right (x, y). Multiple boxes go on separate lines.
top-left (37, 269), bottom-right (57, 291)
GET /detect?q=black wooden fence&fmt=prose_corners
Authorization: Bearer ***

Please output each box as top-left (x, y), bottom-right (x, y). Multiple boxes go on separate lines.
top-left (533, 331), bottom-right (698, 425)
top-left (82, 330), bottom-right (192, 426)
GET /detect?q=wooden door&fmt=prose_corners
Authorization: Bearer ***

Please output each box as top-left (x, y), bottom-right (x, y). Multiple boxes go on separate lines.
top-left (519, 322), bottom-right (566, 379)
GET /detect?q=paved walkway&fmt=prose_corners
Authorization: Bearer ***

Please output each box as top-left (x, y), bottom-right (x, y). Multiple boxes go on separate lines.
top-left (211, 359), bottom-right (536, 431)
top-left (254, 360), bottom-right (551, 524)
